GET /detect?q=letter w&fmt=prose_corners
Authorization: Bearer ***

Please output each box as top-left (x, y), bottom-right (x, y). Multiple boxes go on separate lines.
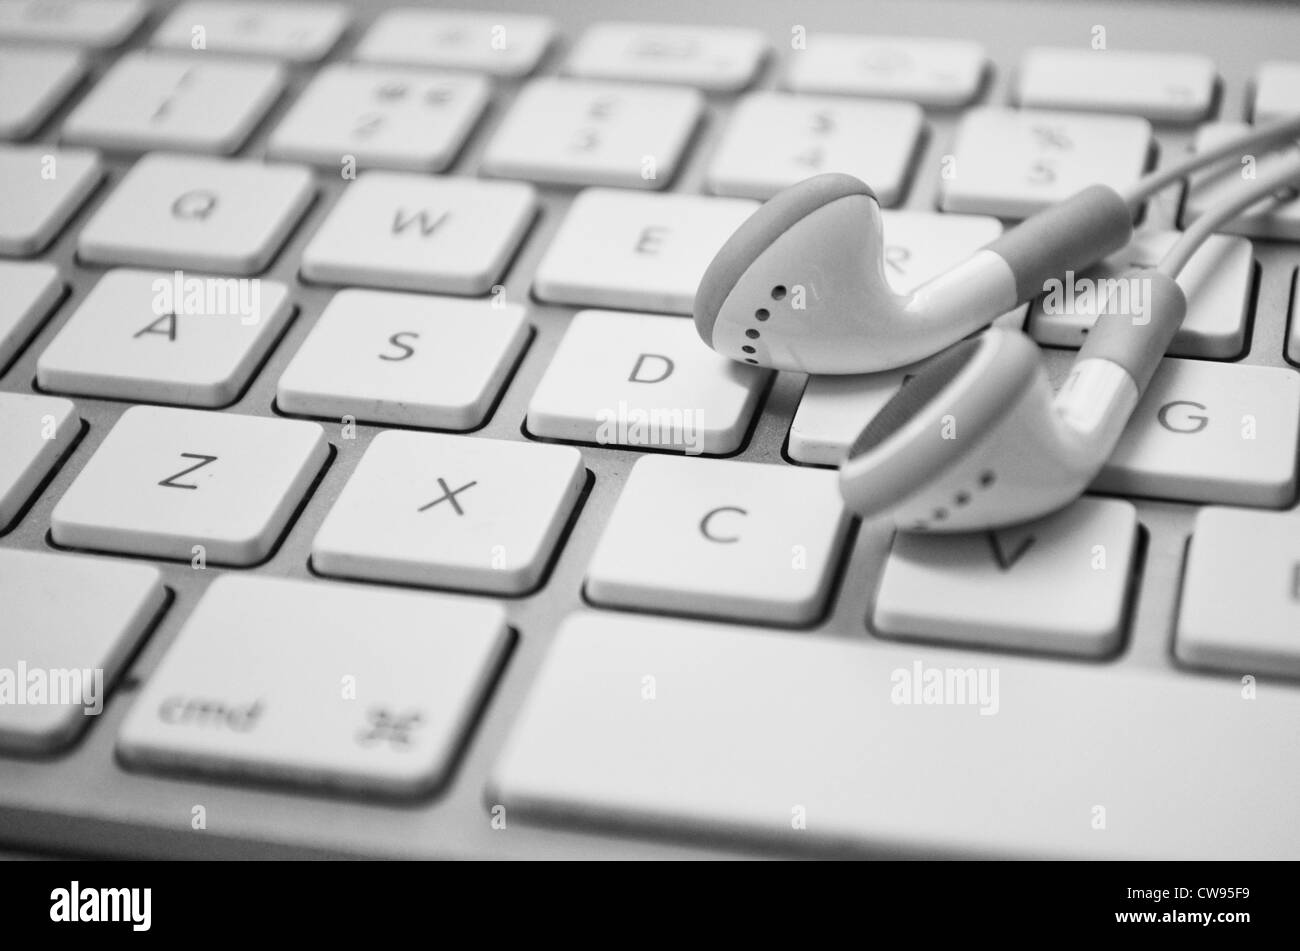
top-left (392, 208), bottom-right (447, 237)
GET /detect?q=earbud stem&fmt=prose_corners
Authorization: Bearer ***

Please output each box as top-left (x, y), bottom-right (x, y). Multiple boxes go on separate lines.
top-left (982, 185), bottom-right (1135, 302)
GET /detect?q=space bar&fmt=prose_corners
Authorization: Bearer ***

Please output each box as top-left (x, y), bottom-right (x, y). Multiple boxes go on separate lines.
top-left (491, 612), bottom-right (1300, 858)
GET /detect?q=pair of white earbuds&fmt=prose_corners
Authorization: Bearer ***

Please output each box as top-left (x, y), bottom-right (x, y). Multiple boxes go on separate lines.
top-left (694, 114), bottom-right (1300, 533)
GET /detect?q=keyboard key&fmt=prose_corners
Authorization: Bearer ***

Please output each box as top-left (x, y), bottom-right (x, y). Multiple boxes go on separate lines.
top-left (707, 93), bottom-right (922, 204)
top-left (1027, 230), bottom-right (1252, 360)
top-left (37, 268), bottom-right (292, 406)
top-left (301, 173), bottom-right (535, 295)
top-left (1016, 47), bottom-right (1216, 122)
top-left (491, 611), bottom-right (1300, 858)
top-left (314, 432), bottom-right (584, 594)
top-left (62, 51), bottom-right (284, 154)
top-left (267, 64), bottom-right (489, 173)
top-left (152, 1), bottom-right (349, 62)
top-left (0, 549), bottom-right (164, 754)
top-left (0, 144), bottom-right (100, 254)
top-left (526, 310), bottom-right (771, 455)
top-left (1253, 60), bottom-right (1300, 123)
top-left (1093, 359), bottom-right (1300, 506)
top-left (117, 575), bottom-right (509, 797)
top-left (355, 8), bottom-right (554, 77)
top-left (0, 0), bottom-right (147, 48)
top-left (51, 405), bottom-right (327, 564)
top-left (1178, 507), bottom-right (1300, 678)
top-left (939, 107), bottom-right (1152, 219)
top-left (785, 34), bottom-right (985, 107)
top-left (587, 456), bottom-right (849, 625)
top-left (0, 260), bottom-right (61, 370)
top-left (481, 78), bottom-right (703, 190)
top-left (874, 498), bottom-right (1137, 657)
top-left (0, 46), bottom-right (85, 139)
top-left (1183, 122), bottom-right (1300, 241)
top-left (276, 289), bottom-right (529, 430)
top-left (788, 210), bottom-right (1018, 465)
top-left (564, 22), bottom-right (767, 92)
top-left (78, 153), bottom-right (314, 275)
top-left (0, 392), bottom-right (78, 532)
top-left (533, 189), bottom-right (757, 314)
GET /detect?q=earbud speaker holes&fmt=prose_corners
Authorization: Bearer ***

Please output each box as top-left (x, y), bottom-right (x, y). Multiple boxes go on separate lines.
top-left (771, 285), bottom-right (787, 301)
top-left (755, 308), bottom-right (770, 321)
top-left (742, 345), bottom-right (756, 354)
top-left (745, 329), bottom-right (760, 340)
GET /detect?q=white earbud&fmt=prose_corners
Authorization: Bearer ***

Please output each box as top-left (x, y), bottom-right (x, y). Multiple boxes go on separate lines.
top-left (838, 148), bottom-right (1300, 533)
top-left (694, 114), bottom-right (1300, 376)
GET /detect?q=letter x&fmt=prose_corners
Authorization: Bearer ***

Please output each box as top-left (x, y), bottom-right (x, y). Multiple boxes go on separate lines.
top-left (417, 477), bottom-right (477, 516)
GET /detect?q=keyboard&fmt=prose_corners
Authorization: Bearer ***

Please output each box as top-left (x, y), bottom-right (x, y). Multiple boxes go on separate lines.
top-left (1, 0), bottom-right (1299, 860)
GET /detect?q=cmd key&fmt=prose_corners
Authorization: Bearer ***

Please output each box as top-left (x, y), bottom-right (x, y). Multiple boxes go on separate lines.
top-left (117, 575), bottom-right (510, 797)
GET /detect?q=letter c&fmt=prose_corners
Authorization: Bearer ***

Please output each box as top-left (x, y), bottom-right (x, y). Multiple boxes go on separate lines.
top-left (700, 506), bottom-right (747, 543)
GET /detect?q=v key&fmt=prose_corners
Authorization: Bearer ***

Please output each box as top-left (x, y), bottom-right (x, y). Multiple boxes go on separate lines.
top-left (986, 530), bottom-right (1035, 570)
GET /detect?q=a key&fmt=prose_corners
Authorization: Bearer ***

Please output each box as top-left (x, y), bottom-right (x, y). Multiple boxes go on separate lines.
top-left (526, 310), bottom-right (771, 455)
top-left (0, 0), bottom-right (147, 48)
top-left (300, 172), bottom-right (536, 295)
top-left (61, 51), bottom-right (284, 154)
top-left (1183, 122), bottom-right (1300, 241)
top-left (586, 455), bottom-right (849, 625)
top-left (0, 144), bottom-right (100, 254)
top-left (267, 64), bottom-right (490, 173)
top-left (0, 549), bottom-right (164, 754)
top-left (707, 93), bottom-right (923, 204)
top-left (276, 289), bottom-right (529, 430)
top-left (481, 78), bottom-right (702, 190)
top-left (151, 1), bottom-right (349, 62)
top-left (533, 189), bottom-right (757, 314)
top-left (0, 392), bottom-right (78, 532)
top-left (117, 575), bottom-right (509, 797)
top-left (1178, 507), bottom-right (1300, 678)
top-left (1027, 230), bottom-right (1252, 360)
top-left (1092, 359), bottom-right (1300, 506)
top-left (784, 34), bottom-right (986, 107)
top-left (0, 46), bottom-right (84, 139)
top-left (78, 153), bottom-right (314, 275)
top-left (37, 268), bottom-right (292, 407)
top-left (874, 498), bottom-right (1137, 657)
top-left (314, 432), bottom-right (584, 594)
top-left (564, 22), bottom-right (767, 93)
top-left (51, 405), bottom-right (327, 565)
top-left (354, 8), bottom-right (555, 78)
top-left (939, 107), bottom-right (1152, 219)
top-left (490, 611), bottom-right (1300, 859)
top-left (1253, 61), bottom-right (1300, 123)
top-left (1016, 47), bottom-right (1216, 122)
top-left (0, 260), bottom-right (61, 371)
top-left (788, 210), bottom-right (1019, 466)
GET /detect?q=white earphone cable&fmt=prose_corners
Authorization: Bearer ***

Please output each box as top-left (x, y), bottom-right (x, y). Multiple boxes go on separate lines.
top-left (1122, 112), bottom-right (1300, 211)
top-left (1157, 150), bottom-right (1300, 277)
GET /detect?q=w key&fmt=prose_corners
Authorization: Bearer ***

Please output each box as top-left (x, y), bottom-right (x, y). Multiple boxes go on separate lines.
top-left (52, 405), bottom-right (327, 565)
top-left (301, 172), bottom-right (536, 295)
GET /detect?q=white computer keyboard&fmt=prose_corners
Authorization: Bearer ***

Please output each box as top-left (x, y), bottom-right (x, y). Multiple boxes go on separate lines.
top-left (1, 0), bottom-right (1299, 859)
